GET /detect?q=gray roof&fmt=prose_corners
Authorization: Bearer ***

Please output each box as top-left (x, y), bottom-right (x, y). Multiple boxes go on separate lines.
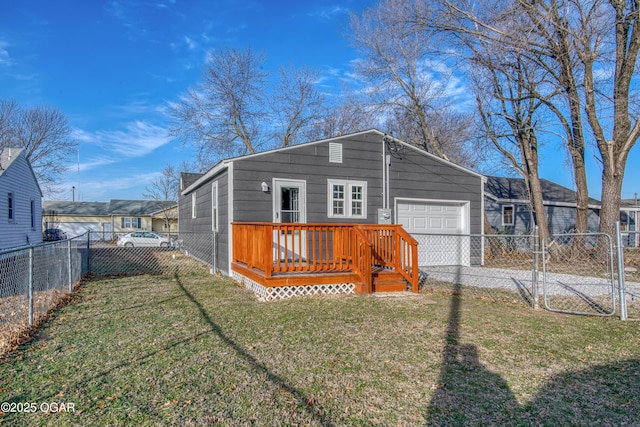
top-left (0, 147), bottom-right (24, 176)
top-left (180, 172), bottom-right (203, 190)
top-left (485, 176), bottom-right (601, 205)
top-left (43, 199), bottom-right (176, 216)
top-left (622, 198), bottom-right (640, 208)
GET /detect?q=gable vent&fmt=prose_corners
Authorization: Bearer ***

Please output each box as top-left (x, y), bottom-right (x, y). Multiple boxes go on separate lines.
top-left (329, 142), bottom-right (343, 163)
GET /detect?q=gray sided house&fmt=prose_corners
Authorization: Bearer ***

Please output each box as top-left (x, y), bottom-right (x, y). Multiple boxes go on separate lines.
top-left (484, 176), bottom-right (601, 235)
top-left (0, 148), bottom-right (43, 250)
top-left (179, 129), bottom-right (485, 275)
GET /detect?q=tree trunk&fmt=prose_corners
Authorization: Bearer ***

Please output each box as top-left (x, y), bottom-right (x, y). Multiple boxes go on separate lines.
top-left (527, 174), bottom-right (549, 241)
top-left (484, 213), bottom-right (505, 259)
top-left (599, 163), bottom-right (625, 241)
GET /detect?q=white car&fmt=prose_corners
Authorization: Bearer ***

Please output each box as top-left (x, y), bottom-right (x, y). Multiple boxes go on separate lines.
top-left (117, 232), bottom-right (171, 248)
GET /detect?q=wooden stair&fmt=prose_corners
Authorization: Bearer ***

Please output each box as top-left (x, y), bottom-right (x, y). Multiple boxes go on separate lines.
top-left (372, 268), bottom-right (407, 292)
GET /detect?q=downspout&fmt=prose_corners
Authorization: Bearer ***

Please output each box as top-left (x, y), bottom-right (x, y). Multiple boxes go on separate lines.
top-left (382, 138), bottom-right (386, 210)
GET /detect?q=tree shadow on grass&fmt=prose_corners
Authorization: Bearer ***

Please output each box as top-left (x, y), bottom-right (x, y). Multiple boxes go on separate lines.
top-left (425, 275), bottom-right (640, 426)
top-left (5, 272), bottom-right (335, 426)
top-left (172, 272), bottom-right (335, 426)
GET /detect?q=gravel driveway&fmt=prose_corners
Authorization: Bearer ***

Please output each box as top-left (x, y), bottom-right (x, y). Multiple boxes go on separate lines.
top-left (420, 265), bottom-right (624, 298)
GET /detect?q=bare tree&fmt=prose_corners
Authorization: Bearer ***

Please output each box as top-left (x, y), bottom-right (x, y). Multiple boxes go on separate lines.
top-left (143, 164), bottom-right (179, 238)
top-left (303, 90), bottom-right (374, 142)
top-left (169, 47), bottom-right (268, 168)
top-left (0, 99), bottom-right (77, 194)
top-left (271, 66), bottom-right (325, 147)
top-left (425, 0), bottom-right (640, 241)
top-left (472, 49), bottom-right (552, 241)
top-left (350, 0), bottom-right (474, 162)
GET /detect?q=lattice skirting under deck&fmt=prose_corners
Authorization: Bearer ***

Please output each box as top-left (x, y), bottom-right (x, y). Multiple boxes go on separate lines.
top-left (231, 271), bottom-right (355, 301)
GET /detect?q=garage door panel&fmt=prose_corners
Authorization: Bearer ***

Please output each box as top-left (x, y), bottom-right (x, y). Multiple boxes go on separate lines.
top-left (445, 218), bottom-right (459, 229)
top-left (429, 218), bottom-right (442, 229)
top-left (58, 222), bottom-right (101, 239)
top-left (397, 200), bottom-right (469, 267)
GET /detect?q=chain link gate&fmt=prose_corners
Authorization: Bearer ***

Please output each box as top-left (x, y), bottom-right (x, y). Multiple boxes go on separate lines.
top-left (618, 229), bottom-right (640, 321)
top-left (542, 233), bottom-right (617, 317)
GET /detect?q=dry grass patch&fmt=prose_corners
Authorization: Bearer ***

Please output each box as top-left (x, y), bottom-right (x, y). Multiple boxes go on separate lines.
top-left (1, 272), bottom-right (639, 426)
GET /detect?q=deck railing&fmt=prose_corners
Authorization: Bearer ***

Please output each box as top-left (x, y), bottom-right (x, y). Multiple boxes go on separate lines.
top-left (359, 225), bottom-right (419, 292)
top-left (232, 222), bottom-right (418, 292)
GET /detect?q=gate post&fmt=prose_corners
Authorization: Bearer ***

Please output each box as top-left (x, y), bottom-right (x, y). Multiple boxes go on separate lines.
top-left (615, 221), bottom-right (627, 320)
top-left (532, 226), bottom-right (540, 309)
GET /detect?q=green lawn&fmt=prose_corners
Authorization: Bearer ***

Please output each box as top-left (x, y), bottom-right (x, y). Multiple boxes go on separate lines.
top-left (1, 272), bottom-right (639, 426)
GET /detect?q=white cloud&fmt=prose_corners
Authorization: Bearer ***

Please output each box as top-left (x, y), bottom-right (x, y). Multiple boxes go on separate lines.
top-left (0, 41), bottom-right (12, 66)
top-left (184, 35), bottom-right (196, 50)
top-left (65, 172), bottom-right (159, 201)
top-left (308, 5), bottom-right (348, 20)
top-left (72, 121), bottom-right (170, 166)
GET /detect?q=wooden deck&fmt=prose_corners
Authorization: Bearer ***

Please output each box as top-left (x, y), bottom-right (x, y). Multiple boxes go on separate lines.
top-left (231, 223), bottom-right (419, 295)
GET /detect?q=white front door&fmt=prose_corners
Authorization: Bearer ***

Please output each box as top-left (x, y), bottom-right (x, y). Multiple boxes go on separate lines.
top-left (273, 179), bottom-right (307, 261)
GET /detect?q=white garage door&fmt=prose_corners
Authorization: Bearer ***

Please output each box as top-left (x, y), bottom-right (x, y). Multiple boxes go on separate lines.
top-left (58, 222), bottom-right (101, 239)
top-left (397, 200), bottom-right (470, 266)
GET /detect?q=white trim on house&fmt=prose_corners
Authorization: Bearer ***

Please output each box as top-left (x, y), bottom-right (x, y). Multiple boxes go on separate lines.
top-left (181, 162), bottom-right (229, 196)
top-left (485, 192), bottom-right (601, 210)
top-left (227, 161), bottom-right (234, 276)
top-left (211, 181), bottom-right (218, 232)
top-left (501, 204), bottom-right (515, 226)
top-left (394, 197), bottom-right (471, 235)
top-left (272, 178), bottom-right (307, 223)
top-left (326, 179), bottom-right (367, 219)
top-left (389, 135), bottom-right (485, 180)
top-left (182, 129), bottom-right (485, 197)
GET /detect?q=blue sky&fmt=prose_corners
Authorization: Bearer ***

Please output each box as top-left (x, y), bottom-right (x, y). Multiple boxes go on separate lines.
top-left (1, 0), bottom-right (639, 202)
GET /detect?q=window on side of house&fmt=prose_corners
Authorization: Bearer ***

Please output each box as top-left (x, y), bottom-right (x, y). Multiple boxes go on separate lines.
top-left (327, 180), bottom-right (367, 219)
top-left (192, 193), bottom-right (197, 219)
top-left (502, 205), bottom-right (515, 226)
top-left (7, 192), bottom-right (13, 222)
top-left (211, 182), bottom-right (218, 232)
top-left (122, 217), bottom-right (142, 229)
top-left (30, 199), bottom-right (35, 229)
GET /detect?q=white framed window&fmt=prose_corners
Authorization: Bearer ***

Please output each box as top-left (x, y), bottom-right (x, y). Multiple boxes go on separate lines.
top-left (502, 205), bottom-right (515, 226)
top-left (122, 217), bottom-right (142, 229)
top-left (211, 182), bottom-right (218, 232)
top-left (192, 193), bottom-right (197, 219)
top-left (327, 179), bottom-right (367, 219)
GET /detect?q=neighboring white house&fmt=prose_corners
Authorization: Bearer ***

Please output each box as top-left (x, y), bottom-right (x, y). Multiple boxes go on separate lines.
top-left (0, 148), bottom-right (43, 250)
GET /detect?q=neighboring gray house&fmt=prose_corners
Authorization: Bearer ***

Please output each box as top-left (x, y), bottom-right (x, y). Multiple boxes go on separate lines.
top-left (484, 176), bottom-right (601, 235)
top-left (620, 198), bottom-right (640, 246)
top-left (0, 148), bottom-right (43, 250)
top-left (179, 129), bottom-right (485, 274)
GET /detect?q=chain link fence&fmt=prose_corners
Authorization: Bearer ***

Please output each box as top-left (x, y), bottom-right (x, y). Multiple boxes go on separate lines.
top-left (417, 234), bottom-right (538, 307)
top-left (0, 231), bottom-right (217, 356)
top-left (417, 231), bottom-right (619, 317)
top-left (542, 233), bottom-right (616, 316)
top-left (621, 230), bottom-right (640, 320)
top-left (87, 231), bottom-right (216, 278)
top-left (0, 235), bottom-right (89, 355)
top-left (4, 223), bottom-right (640, 356)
